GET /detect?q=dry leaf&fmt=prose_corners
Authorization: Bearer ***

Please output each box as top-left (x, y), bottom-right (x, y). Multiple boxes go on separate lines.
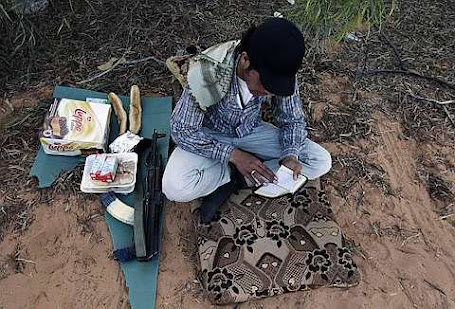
top-left (4, 98), bottom-right (14, 111)
top-left (97, 57), bottom-right (119, 71)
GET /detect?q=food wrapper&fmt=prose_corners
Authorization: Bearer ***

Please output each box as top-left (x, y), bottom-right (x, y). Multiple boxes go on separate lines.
top-left (109, 131), bottom-right (143, 153)
top-left (89, 154), bottom-right (118, 182)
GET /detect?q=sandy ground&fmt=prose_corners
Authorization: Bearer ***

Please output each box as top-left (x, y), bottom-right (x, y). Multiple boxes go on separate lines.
top-left (156, 81), bottom-right (455, 309)
top-left (1, 77), bottom-right (454, 309)
top-left (0, 194), bottom-right (129, 308)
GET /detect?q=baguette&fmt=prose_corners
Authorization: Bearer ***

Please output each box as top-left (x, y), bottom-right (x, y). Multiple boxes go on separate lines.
top-left (108, 92), bottom-right (127, 135)
top-left (129, 85), bottom-right (142, 134)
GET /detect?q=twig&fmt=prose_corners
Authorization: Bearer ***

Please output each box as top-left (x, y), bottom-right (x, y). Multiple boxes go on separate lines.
top-left (3, 97), bottom-right (14, 111)
top-left (6, 114), bottom-right (32, 128)
top-left (356, 40), bottom-right (370, 78)
top-left (405, 90), bottom-right (455, 105)
top-left (77, 55), bottom-right (165, 85)
top-left (77, 57), bottom-right (126, 84)
top-left (424, 279), bottom-right (446, 296)
top-left (363, 69), bottom-right (455, 91)
top-left (16, 258), bottom-right (36, 264)
top-left (439, 213), bottom-right (455, 220)
top-left (123, 56), bottom-right (165, 66)
top-left (418, 228), bottom-right (431, 249)
top-left (404, 90), bottom-right (455, 127)
top-left (401, 232), bottom-right (421, 246)
top-left (0, 4), bottom-right (12, 23)
top-left (380, 33), bottom-right (406, 70)
top-left (442, 106), bottom-right (455, 128)
top-left (399, 277), bottom-right (418, 308)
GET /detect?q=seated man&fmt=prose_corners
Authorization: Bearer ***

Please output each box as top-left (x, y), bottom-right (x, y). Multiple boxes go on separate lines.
top-left (162, 18), bottom-right (331, 218)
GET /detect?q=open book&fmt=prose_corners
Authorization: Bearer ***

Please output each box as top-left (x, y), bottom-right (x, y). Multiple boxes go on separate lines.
top-left (254, 165), bottom-right (308, 198)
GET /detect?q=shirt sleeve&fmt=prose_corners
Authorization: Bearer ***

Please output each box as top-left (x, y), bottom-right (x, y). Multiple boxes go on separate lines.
top-left (271, 81), bottom-right (308, 160)
top-left (170, 88), bottom-right (235, 165)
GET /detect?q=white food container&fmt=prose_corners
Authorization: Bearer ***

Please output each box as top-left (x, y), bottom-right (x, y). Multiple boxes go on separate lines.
top-left (81, 152), bottom-right (138, 194)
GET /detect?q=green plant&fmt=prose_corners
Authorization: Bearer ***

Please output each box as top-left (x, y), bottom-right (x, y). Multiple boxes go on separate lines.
top-left (289, 0), bottom-right (396, 41)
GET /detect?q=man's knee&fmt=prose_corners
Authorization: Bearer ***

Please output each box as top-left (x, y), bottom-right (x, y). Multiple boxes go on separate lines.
top-left (162, 170), bottom-right (197, 202)
top-left (162, 147), bottom-right (230, 202)
top-left (319, 148), bottom-right (332, 175)
top-left (304, 143), bottom-right (332, 180)
top-left (162, 148), bottom-right (202, 202)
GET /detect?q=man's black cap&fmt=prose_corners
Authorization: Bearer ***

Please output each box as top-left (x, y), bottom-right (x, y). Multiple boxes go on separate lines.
top-left (246, 18), bottom-right (305, 96)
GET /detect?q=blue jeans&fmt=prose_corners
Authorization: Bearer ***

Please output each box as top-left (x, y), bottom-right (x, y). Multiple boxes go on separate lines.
top-left (162, 122), bottom-right (331, 202)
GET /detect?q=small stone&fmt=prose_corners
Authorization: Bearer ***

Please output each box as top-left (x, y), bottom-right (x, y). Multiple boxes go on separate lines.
top-left (271, 212), bottom-right (277, 218)
top-left (255, 201), bottom-right (261, 205)
top-left (261, 263), bottom-right (268, 269)
top-left (236, 218), bottom-right (243, 224)
top-left (316, 232), bottom-right (323, 237)
top-left (251, 285), bottom-right (258, 292)
top-left (331, 231), bottom-right (338, 236)
top-left (223, 253), bottom-right (230, 258)
top-left (289, 277), bottom-right (296, 285)
top-left (300, 240), bottom-right (306, 245)
top-left (246, 202), bottom-right (252, 206)
top-left (272, 262), bottom-right (278, 267)
top-left (273, 11), bottom-right (283, 18)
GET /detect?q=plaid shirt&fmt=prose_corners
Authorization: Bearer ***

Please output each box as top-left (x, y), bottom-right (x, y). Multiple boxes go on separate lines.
top-left (170, 75), bottom-right (307, 166)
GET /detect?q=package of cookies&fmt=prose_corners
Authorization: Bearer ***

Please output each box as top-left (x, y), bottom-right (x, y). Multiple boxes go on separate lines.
top-left (40, 98), bottom-right (112, 156)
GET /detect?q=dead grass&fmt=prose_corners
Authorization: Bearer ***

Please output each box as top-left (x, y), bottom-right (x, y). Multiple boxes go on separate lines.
top-left (343, 236), bottom-right (367, 260)
top-left (53, 164), bottom-right (85, 196)
top-left (0, 198), bottom-right (35, 241)
top-left (426, 174), bottom-right (454, 203)
top-left (0, 99), bottom-right (47, 242)
top-left (6, 242), bottom-right (27, 274)
top-left (387, 91), bottom-right (455, 144)
top-left (317, 101), bottom-right (375, 141)
top-left (0, 242), bottom-right (30, 279)
top-left (328, 155), bottom-right (393, 198)
top-left (421, 172), bottom-right (455, 226)
top-left (1, 0), bottom-right (288, 94)
top-left (365, 221), bottom-right (420, 241)
top-left (307, 0), bottom-right (455, 222)
top-left (315, 0), bottom-right (455, 145)
top-left (414, 144), bottom-right (455, 226)
top-left (0, 100), bottom-right (48, 190)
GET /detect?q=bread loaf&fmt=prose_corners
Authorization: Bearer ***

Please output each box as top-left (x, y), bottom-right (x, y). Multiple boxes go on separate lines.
top-left (108, 92), bottom-right (127, 135)
top-left (129, 85), bottom-right (142, 134)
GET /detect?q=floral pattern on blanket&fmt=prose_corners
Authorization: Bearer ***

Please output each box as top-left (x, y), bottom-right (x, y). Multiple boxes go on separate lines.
top-left (195, 182), bottom-right (361, 305)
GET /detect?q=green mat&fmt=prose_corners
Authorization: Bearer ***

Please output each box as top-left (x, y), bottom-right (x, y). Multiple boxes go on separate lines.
top-left (30, 86), bottom-right (172, 309)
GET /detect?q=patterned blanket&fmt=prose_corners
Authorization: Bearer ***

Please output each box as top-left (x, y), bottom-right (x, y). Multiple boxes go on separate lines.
top-left (195, 181), bottom-right (361, 305)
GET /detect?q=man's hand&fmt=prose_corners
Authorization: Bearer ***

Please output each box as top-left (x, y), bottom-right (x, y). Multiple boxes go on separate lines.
top-left (230, 149), bottom-right (277, 186)
top-left (282, 156), bottom-right (302, 180)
